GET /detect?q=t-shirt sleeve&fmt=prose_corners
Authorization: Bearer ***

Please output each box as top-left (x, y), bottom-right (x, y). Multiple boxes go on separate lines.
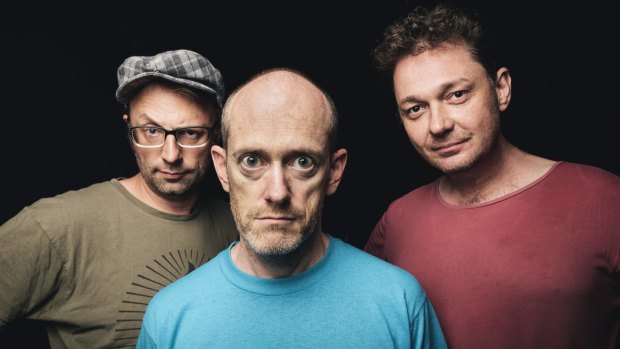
top-left (135, 298), bottom-right (159, 349)
top-left (0, 207), bottom-right (64, 327)
top-left (135, 325), bottom-right (156, 349)
top-left (363, 210), bottom-right (388, 259)
top-left (410, 297), bottom-right (447, 349)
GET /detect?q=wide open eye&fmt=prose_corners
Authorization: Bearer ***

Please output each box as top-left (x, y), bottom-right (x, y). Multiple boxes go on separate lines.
top-left (240, 154), bottom-right (261, 168)
top-left (293, 156), bottom-right (314, 169)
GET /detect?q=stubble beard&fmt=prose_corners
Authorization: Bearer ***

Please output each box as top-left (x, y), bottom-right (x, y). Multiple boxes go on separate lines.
top-left (230, 189), bottom-right (323, 261)
top-left (431, 103), bottom-right (502, 175)
top-left (134, 152), bottom-right (206, 199)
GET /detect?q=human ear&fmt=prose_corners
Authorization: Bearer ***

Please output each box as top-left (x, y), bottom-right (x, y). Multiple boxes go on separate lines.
top-left (326, 148), bottom-right (348, 196)
top-left (211, 145), bottom-right (230, 193)
top-left (495, 67), bottom-right (512, 112)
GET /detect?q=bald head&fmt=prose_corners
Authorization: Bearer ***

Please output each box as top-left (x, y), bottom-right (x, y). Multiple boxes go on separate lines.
top-left (221, 69), bottom-right (338, 151)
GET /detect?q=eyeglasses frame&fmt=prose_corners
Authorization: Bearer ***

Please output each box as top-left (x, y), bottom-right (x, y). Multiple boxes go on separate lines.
top-left (127, 124), bottom-right (218, 148)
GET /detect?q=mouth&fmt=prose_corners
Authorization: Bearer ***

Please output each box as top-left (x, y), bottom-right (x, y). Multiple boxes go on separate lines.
top-left (159, 170), bottom-right (186, 180)
top-left (257, 216), bottom-right (295, 222)
top-left (430, 139), bottom-right (466, 156)
top-left (255, 214), bottom-right (298, 226)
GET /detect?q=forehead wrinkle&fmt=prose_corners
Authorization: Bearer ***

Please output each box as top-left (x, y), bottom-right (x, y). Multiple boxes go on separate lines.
top-left (229, 118), bottom-right (325, 157)
top-left (130, 85), bottom-right (214, 127)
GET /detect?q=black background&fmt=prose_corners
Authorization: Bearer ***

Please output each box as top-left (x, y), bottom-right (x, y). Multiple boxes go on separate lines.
top-left (1, 0), bottom-right (618, 347)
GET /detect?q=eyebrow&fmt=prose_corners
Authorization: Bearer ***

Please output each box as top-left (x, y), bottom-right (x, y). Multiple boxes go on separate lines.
top-left (397, 78), bottom-right (472, 105)
top-left (129, 113), bottom-right (211, 128)
top-left (230, 147), bottom-right (326, 160)
top-left (129, 112), bottom-right (158, 124)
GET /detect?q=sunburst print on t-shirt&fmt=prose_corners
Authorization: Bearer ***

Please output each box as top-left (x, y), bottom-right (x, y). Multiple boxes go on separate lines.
top-left (111, 249), bottom-right (209, 348)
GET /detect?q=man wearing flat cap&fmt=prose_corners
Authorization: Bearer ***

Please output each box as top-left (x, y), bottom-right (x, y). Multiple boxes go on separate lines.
top-left (0, 49), bottom-right (238, 348)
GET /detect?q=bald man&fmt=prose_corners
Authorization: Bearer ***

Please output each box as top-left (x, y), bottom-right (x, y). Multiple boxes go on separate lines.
top-left (135, 69), bottom-right (447, 349)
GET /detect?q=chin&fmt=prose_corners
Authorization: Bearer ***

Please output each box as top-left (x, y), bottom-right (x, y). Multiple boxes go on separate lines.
top-left (253, 240), bottom-right (301, 257)
top-left (154, 177), bottom-right (199, 197)
top-left (246, 230), bottom-right (305, 257)
top-left (155, 184), bottom-right (190, 197)
top-left (432, 157), bottom-right (476, 175)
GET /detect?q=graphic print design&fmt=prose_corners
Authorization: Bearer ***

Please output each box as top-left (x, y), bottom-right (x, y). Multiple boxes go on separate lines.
top-left (112, 249), bottom-right (208, 348)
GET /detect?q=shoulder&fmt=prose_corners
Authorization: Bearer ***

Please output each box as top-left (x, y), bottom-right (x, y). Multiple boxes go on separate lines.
top-left (334, 238), bottom-right (424, 291)
top-left (0, 181), bottom-right (118, 264)
top-left (550, 162), bottom-right (620, 191)
top-left (21, 181), bottom-right (117, 218)
top-left (381, 180), bottom-right (438, 218)
top-left (32, 181), bottom-right (118, 207)
top-left (395, 181), bottom-right (437, 205)
top-left (332, 239), bottom-right (430, 314)
top-left (556, 161), bottom-right (618, 176)
top-left (0, 180), bottom-right (130, 242)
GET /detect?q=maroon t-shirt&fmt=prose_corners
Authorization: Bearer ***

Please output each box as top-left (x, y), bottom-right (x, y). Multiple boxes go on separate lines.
top-left (365, 162), bottom-right (620, 349)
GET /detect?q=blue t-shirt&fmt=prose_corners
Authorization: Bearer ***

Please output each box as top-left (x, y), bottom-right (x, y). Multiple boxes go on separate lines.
top-left (137, 235), bottom-right (446, 348)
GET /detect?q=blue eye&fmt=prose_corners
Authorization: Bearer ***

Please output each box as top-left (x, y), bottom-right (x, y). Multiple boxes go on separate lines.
top-left (295, 156), bottom-right (313, 169)
top-left (241, 154), bottom-right (260, 168)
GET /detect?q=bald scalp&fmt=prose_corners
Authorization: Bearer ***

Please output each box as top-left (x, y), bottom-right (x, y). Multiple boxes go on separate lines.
top-left (221, 68), bottom-right (338, 150)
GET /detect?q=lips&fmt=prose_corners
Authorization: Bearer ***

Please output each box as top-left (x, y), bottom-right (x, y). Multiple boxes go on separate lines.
top-left (257, 216), bottom-right (295, 222)
top-left (160, 170), bottom-right (186, 180)
top-left (255, 212), bottom-right (298, 225)
top-left (429, 140), bottom-right (466, 156)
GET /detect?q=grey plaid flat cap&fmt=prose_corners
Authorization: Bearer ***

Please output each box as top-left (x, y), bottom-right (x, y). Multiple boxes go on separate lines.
top-left (115, 49), bottom-right (224, 108)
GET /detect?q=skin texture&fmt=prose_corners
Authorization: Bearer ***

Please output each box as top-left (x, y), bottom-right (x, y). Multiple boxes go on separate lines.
top-left (211, 70), bottom-right (347, 278)
top-left (393, 42), bottom-right (554, 205)
top-left (120, 83), bottom-right (218, 215)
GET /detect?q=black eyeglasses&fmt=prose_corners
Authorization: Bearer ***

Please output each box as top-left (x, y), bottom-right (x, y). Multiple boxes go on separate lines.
top-left (128, 126), bottom-right (217, 148)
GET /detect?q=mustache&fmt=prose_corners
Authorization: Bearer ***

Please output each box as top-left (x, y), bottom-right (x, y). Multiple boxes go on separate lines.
top-left (250, 206), bottom-right (304, 219)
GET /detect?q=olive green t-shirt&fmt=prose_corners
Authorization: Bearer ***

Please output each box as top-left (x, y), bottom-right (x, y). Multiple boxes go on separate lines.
top-left (0, 179), bottom-right (238, 348)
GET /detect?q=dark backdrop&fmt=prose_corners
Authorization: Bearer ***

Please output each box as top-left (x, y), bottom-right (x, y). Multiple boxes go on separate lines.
top-left (1, 1), bottom-right (618, 347)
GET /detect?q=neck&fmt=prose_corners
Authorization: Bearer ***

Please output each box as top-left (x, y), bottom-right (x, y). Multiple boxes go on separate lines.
top-left (232, 231), bottom-right (329, 279)
top-left (119, 174), bottom-right (199, 215)
top-left (439, 138), bottom-right (555, 206)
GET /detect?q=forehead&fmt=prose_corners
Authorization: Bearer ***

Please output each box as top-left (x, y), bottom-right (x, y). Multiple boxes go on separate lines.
top-left (226, 74), bottom-right (330, 155)
top-left (227, 106), bottom-right (330, 158)
top-left (393, 43), bottom-right (487, 92)
top-left (130, 84), bottom-right (216, 125)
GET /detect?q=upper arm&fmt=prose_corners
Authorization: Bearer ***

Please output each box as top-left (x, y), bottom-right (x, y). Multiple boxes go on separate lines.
top-left (0, 208), bottom-right (64, 326)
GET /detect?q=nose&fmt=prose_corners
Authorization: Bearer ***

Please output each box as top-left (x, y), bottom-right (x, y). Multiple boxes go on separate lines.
top-left (161, 134), bottom-right (182, 163)
top-left (428, 104), bottom-right (455, 136)
top-left (264, 165), bottom-right (290, 205)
